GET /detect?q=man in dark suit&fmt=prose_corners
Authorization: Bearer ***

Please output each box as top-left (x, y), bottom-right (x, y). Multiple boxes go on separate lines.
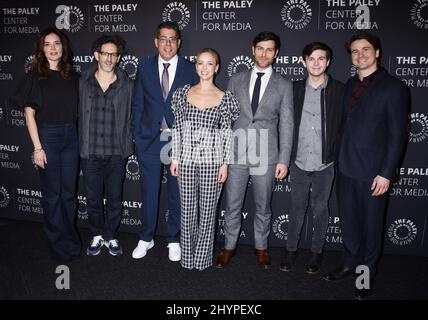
top-left (323, 31), bottom-right (408, 300)
top-left (131, 21), bottom-right (198, 261)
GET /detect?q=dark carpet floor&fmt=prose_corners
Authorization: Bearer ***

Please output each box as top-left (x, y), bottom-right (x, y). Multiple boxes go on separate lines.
top-left (1, 218), bottom-right (427, 301)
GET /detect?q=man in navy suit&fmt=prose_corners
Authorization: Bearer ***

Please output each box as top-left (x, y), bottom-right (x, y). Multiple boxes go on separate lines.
top-left (131, 21), bottom-right (198, 261)
top-left (323, 31), bottom-right (408, 299)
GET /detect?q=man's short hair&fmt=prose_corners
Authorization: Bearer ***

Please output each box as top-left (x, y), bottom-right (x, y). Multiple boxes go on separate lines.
top-left (345, 31), bottom-right (382, 54)
top-left (302, 42), bottom-right (332, 61)
top-left (253, 31), bottom-right (281, 51)
top-left (156, 21), bottom-right (181, 39)
top-left (92, 34), bottom-right (126, 55)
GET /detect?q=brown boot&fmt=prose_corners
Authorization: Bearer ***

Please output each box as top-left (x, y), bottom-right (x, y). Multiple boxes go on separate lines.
top-left (214, 248), bottom-right (235, 268)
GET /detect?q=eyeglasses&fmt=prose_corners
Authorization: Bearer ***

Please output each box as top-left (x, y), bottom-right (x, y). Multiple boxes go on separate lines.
top-left (98, 51), bottom-right (120, 59)
top-left (157, 36), bottom-right (179, 44)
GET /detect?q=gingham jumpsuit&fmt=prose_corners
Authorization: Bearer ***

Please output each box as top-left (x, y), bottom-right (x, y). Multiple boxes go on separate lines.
top-left (171, 84), bottom-right (240, 270)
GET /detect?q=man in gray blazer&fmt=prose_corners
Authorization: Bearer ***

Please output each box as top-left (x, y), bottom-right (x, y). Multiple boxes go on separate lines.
top-left (215, 31), bottom-right (293, 269)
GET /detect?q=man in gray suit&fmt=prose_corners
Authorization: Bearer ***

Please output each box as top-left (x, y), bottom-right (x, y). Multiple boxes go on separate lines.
top-left (215, 31), bottom-right (294, 269)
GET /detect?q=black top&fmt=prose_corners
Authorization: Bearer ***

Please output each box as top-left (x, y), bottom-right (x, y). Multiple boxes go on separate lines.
top-left (16, 69), bottom-right (79, 125)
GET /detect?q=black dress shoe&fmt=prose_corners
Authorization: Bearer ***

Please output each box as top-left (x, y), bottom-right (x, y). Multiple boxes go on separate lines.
top-left (280, 250), bottom-right (297, 272)
top-left (306, 252), bottom-right (322, 274)
top-left (354, 288), bottom-right (373, 300)
top-left (323, 266), bottom-right (355, 281)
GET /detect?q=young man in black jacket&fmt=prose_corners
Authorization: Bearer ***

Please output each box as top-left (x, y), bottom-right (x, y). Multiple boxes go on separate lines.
top-left (280, 42), bottom-right (344, 274)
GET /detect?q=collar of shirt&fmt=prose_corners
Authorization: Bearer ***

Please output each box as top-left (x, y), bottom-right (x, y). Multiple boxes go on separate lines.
top-left (249, 66), bottom-right (273, 101)
top-left (358, 67), bottom-right (380, 85)
top-left (158, 55), bottom-right (178, 91)
top-left (306, 74), bottom-right (329, 91)
top-left (91, 72), bottom-right (118, 95)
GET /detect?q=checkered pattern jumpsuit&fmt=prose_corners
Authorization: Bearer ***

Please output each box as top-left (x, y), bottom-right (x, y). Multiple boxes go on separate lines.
top-left (171, 84), bottom-right (240, 270)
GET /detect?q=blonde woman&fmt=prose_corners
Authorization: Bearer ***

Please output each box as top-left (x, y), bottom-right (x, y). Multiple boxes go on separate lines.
top-left (170, 48), bottom-right (239, 270)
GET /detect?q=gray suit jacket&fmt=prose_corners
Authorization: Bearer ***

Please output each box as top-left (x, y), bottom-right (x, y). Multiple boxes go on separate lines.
top-left (227, 69), bottom-right (293, 167)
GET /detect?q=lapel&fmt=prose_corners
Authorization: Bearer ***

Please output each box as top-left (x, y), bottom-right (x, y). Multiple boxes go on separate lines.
top-left (151, 55), bottom-right (164, 101)
top-left (239, 70), bottom-right (252, 118)
top-left (256, 72), bottom-right (276, 116)
top-left (169, 56), bottom-right (183, 100)
top-left (252, 71), bottom-right (279, 118)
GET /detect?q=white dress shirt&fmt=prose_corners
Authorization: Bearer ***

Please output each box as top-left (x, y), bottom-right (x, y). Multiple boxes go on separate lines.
top-left (249, 65), bottom-right (273, 103)
top-left (158, 54), bottom-right (178, 91)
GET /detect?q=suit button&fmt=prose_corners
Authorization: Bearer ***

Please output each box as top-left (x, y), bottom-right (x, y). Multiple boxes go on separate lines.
top-left (252, 120), bottom-right (255, 123)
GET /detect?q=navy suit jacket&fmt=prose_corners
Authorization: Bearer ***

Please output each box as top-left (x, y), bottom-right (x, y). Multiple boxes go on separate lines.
top-left (337, 68), bottom-right (409, 182)
top-left (132, 55), bottom-right (198, 153)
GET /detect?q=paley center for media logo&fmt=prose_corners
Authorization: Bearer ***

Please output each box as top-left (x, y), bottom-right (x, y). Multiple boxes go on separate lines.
top-left (125, 155), bottom-right (140, 181)
top-left (227, 56), bottom-right (254, 77)
top-left (0, 186), bottom-right (11, 208)
top-left (119, 55), bottom-right (139, 80)
top-left (409, 113), bottom-right (428, 143)
top-left (280, 0), bottom-right (312, 30)
top-left (162, 2), bottom-right (191, 30)
top-left (387, 218), bottom-right (418, 246)
top-left (410, 0), bottom-right (428, 29)
top-left (272, 214), bottom-right (289, 241)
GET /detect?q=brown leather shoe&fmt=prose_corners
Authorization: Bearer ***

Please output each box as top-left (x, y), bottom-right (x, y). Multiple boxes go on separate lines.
top-left (214, 248), bottom-right (235, 268)
top-left (255, 249), bottom-right (270, 269)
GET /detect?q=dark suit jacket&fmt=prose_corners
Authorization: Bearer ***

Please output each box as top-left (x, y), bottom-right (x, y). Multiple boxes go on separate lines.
top-left (131, 55), bottom-right (198, 153)
top-left (337, 68), bottom-right (409, 182)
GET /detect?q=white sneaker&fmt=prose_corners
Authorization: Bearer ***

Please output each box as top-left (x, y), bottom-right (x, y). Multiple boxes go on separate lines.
top-left (132, 240), bottom-right (154, 259)
top-left (167, 243), bottom-right (181, 262)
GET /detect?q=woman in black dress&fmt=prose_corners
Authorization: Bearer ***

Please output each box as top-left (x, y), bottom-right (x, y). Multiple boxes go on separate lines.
top-left (17, 27), bottom-right (81, 261)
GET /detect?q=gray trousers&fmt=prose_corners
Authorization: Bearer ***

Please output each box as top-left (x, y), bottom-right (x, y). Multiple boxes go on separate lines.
top-left (286, 163), bottom-right (335, 253)
top-left (223, 164), bottom-right (276, 250)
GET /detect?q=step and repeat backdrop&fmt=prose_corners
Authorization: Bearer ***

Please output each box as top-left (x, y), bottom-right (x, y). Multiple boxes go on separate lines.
top-left (0, 0), bottom-right (427, 256)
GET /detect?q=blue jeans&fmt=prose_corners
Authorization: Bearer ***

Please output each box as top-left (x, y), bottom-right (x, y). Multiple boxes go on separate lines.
top-left (81, 155), bottom-right (125, 241)
top-left (38, 123), bottom-right (81, 261)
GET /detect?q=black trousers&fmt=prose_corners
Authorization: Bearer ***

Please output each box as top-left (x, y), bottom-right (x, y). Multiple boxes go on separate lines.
top-left (81, 155), bottom-right (125, 241)
top-left (337, 171), bottom-right (388, 276)
top-left (287, 163), bottom-right (335, 253)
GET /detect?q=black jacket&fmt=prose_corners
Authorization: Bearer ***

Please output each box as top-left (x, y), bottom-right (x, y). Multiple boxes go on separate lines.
top-left (337, 68), bottom-right (408, 181)
top-left (291, 75), bottom-right (345, 165)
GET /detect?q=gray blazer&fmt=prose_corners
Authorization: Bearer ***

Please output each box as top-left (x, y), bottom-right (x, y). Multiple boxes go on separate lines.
top-left (227, 69), bottom-right (293, 167)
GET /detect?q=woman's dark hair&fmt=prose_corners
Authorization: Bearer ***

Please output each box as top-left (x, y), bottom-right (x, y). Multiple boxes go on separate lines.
top-left (32, 27), bottom-right (73, 79)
